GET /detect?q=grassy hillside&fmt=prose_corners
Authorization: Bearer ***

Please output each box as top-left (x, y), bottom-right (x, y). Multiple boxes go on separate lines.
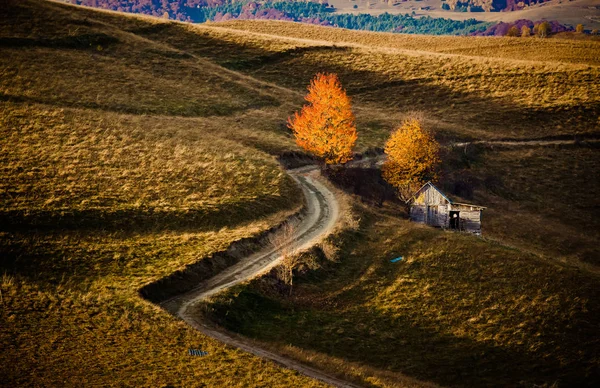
top-left (0, 1), bottom-right (321, 386)
top-left (141, 20), bottom-right (600, 146)
top-left (454, 145), bottom-right (600, 268)
top-left (202, 204), bottom-right (600, 387)
top-left (1, 0), bottom-right (599, 386)
top-left (133, 18), bottom-right (600, 267)
top-left (214, 20), bottom-right (600, 65)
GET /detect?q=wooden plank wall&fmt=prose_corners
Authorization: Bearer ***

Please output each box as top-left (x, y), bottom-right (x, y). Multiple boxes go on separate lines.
top-left (410, 205), bottom-right (426, 223)
top-left (457, 209), bottom-right (481, 233)
top-left (414, 185), bottom-right (448, 206)
top-left (427, 205), bottom-right (448, 227)
top-left (411, 185), bottom-right (482, 234)
top-left (436, 205), bottom-right (449, 228)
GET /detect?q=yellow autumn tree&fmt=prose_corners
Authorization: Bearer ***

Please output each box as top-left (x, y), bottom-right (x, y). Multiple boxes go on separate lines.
top-left (287, 73), bottom-right (357, 165)
top-left (382, 118), bottom-right (441, 201)
top-left (507, 26), bottom-right (520, 37)
top-left (535, 21), bottom-right (551, 38)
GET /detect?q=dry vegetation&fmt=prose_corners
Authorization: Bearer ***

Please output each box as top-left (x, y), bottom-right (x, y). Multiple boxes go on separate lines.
top-left (133, 20), bottom-right (600, 146)
top-left (177, 19), bottom-right (599, 268)
top-left (2, 0), bottom-right (599, 386)
top-left (202, 204), bottom-right (600, 387)
top-left (214, 20), bottom-right (600, 66)
top-left (0, 104), bottom-right (296, 225)
top-left (458, 145), bottom-right (600, 268)
top-left (0, 1), bottom-right (323, 386)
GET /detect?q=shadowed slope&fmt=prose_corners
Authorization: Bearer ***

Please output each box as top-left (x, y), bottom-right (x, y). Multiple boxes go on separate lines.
top-left (0, 1), bottom-right (326, 386)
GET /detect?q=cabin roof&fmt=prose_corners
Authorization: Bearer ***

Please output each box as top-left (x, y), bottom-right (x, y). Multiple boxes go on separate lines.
top-left (406, 181), bottom-right (486, 209)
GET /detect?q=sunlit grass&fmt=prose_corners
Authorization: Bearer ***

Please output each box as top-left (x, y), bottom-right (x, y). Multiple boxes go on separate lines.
top-left (214, 20), bottom-right (600, 66)
top-left (1, 0), bottom-right (599, 385)
top-left (0, 1), bottom-right (319, 386)
top-left (203, 205), bottom-right (600, 387)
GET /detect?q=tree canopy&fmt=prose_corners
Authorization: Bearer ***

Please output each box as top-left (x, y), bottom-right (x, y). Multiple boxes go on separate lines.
top-left (287, 73), bottom-right (357, 165)
top-left (382, 118), bottom-right (441, 201)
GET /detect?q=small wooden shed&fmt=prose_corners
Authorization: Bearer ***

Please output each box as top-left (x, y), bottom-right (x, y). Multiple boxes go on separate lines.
top-left (407, 182), bottom-right (486, 235)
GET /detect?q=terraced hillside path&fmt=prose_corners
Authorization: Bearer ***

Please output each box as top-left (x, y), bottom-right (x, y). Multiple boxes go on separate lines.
top-left (160, 165), bottom-right (360, 388)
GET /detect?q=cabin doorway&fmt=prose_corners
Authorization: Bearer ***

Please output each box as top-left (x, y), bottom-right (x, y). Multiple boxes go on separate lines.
top-left (449, 211), bottom-right (460, 230)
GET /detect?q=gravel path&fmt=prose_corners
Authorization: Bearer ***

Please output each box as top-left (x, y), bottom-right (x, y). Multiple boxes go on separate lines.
top-left (160, 165), bottom-right (360, 388)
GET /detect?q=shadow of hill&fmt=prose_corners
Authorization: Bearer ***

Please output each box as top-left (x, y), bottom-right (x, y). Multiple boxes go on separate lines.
top-left (0, 192), bottom-right (292, 233)
top-left (0, 2), bottom-right (282, 118)
top-left (209, 287), bottom-right (596, 387)
top-left (0, 92), bottom-right (275, 118)
top-left (127, 22), bottom-right (598, 140)
top-left (0, 191), bottom-right (297, 287)
top-left (204, 211), bottom-right (600, 387)
top-left (0, 33), bottom-right (119, 49)
top-left (323, 166), bottom-right (400, 208)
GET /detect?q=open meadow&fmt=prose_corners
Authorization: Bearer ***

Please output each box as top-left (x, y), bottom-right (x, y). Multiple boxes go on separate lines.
top-left (0, 1), bottom-right (320, 386)
top-left (138, 18), bottom-right (600, 268)
top-left (202, 203), bottom-right (600, 386)
top-left (1, 0), bottom-right (599, 386)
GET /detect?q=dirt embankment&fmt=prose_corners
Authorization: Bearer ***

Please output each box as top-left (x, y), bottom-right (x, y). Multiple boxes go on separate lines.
top-left (139, 165), bottom-right (356, 387)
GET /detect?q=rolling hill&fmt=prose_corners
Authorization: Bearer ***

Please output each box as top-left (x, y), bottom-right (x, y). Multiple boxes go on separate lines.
top-left (332, 0), bottom-right (600, 31)
top-left (1, 0), bottom-right (320, 386)
top-left (1, 0), bottom-right (599, 386)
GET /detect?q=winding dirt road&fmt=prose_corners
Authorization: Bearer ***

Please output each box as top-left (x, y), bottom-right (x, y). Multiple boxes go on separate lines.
top-left (156, 135), bottom-right (599, 386)
top-left (160, 165), bottom-right (360, 388)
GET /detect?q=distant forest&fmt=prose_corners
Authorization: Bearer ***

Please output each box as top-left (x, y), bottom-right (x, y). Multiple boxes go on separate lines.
top-left (70, 0), bottom-right (569, 36)
top-left (443, 0), bottom-right (550, 12)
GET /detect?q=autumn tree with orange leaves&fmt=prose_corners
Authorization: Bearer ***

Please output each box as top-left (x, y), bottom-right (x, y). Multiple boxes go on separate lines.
top-left (382, 118), bottom-right (441, 201)
top-left (287, 73), bottom-right (357, 165)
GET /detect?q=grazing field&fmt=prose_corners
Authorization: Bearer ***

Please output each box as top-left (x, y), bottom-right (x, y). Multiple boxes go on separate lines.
top-left (1, 0), bottom-right (599, 386)
top-left (453, 144), bottom-right (600, 268)
top-left (134, 18), bottom-right (600, 266)
top-left (136, 20), bottom-right (600, 147)
top-left (213, 20), bottom-right (600, 65)
top-left (202, 204), bottom-right (600, 387)
top-left (0, 1), bottom-right (320, 386)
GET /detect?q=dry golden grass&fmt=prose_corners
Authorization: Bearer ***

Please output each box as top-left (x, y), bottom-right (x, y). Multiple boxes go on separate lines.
top-left (0, 106), bottom-right (322, 386)
top-left (162, 18), bottom-right (600, 273)
top-left (203, 204), bottom-right (600, 387)
top-left (0, 104), bottom-right (296, 225)
top-left (214, 20), bottom-right (600, 66)
top-left (0, 222), bottom-right (327, 387)
top-left (0, 0), bottom-right (325, 386)
top-left (463, 145), bottom-right (600, 268)
top-left (128, 19), bottom-right (600, 145)
top-left (2, 0), bottom-right (600, 385)
top-left (0, 28), bottom-right (281, 117)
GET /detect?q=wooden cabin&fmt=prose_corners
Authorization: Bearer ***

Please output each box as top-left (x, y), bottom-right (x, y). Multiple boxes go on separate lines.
top-left (407, 182), bottom-right (486, 235)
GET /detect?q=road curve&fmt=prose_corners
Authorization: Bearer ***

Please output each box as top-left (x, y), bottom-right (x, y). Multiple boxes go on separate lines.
top-left (160, 165), bottom-right (360, 388)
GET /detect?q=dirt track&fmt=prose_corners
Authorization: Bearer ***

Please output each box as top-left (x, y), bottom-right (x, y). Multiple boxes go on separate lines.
top-left (160, 165), bottom-right (360, 388)
top-left (157, 138), bottom-right (599, 386)
top-left (453, 136), bottom-right (600, 147)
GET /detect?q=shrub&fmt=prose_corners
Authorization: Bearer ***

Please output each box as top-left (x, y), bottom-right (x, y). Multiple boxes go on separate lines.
top-left (535, 21), bottom-right (551, 38)
top-left (506, 26), bottom-right (520, 37)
